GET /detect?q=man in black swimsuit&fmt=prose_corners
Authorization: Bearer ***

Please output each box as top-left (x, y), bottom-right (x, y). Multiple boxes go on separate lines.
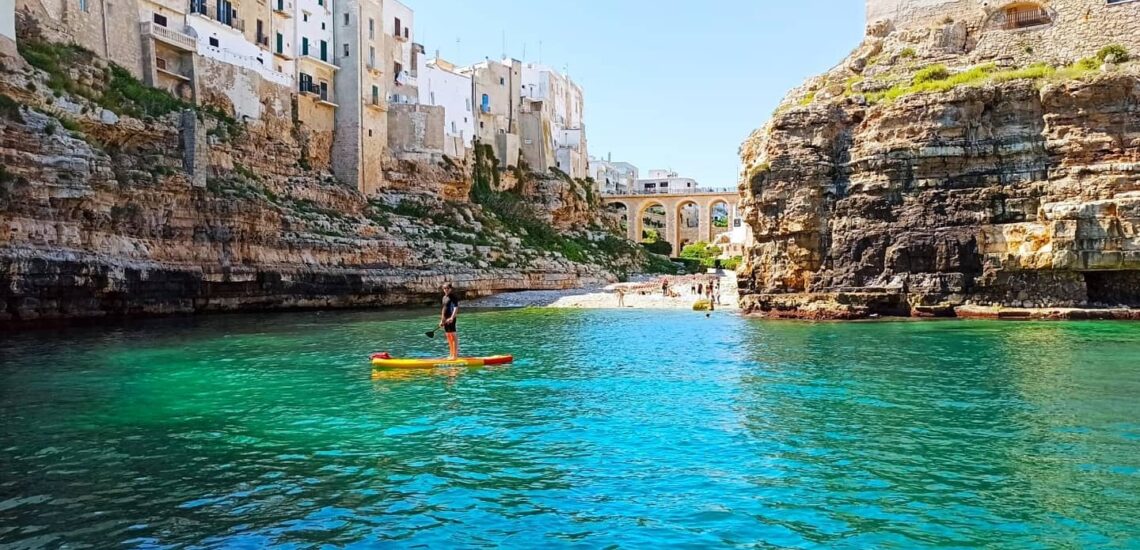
top-left (439, 283), bottom-right (460, 359)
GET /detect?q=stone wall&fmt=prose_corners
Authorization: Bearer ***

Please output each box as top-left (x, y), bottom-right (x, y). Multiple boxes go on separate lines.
top-left (866, 0), bottom-right (1140, 65)
top-left (16, 0), bottom-right (144, 78)
top-left (387, 103), bottom-right (444, 155)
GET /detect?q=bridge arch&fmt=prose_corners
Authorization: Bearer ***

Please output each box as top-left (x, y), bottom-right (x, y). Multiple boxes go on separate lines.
top-left (708, 199), bottom-right (731, 243)
top-left (638, 201), bottom-right (670, 251)
top-left (601, 190), bottom-right (741, 257)
top-left (675, 200), bottom-right (701, 250)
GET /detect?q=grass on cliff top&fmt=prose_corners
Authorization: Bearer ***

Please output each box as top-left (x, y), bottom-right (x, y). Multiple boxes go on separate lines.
top-left (864, 54), bottom-right (1115, 104)
top-left (18, 40), bottom-right (237, 128)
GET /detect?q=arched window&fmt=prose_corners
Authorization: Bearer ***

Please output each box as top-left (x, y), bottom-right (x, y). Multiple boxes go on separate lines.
top-left (1001, 2), bottom-right (1051, 29)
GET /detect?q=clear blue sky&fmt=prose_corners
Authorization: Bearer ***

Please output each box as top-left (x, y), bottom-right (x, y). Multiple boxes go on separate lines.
top-left (405, 0), bottom-right (864, 186)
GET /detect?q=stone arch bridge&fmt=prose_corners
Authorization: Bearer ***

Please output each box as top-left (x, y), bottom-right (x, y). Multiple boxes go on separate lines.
top-left (602, 190), bottom-right (742, 255)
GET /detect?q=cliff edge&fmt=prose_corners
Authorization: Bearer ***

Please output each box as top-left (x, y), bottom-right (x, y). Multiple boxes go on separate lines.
top-left (738, 5), bottom-right (1140, 319)
top-left (0, 41), bottom-right (649, 327)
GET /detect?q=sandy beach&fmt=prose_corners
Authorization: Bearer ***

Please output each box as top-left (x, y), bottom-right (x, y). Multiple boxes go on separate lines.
top-left (468, 272), bottom-right (740, 310)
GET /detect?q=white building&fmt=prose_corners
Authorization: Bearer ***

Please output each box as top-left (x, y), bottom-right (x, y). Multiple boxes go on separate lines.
top-left (186, 7), bottom-right (292, 88)
top-left (589, 156), bottom-right (638, 195)
top-left (636, 169), bottom-right (700, 194)
top-left (520, 63), bottom-right (587, 178)
top-left (382, 0), bottom-right (417, 103)
top-left (418, 54), bottom-right (474, 158)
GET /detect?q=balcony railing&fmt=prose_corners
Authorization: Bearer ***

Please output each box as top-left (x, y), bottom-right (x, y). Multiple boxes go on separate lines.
top-left (273, 0), bottom-right (293, 15)
top-left (1001, 6), bottom-right (1051, 30)
top-left (141, 21), bottom-right (196, 51)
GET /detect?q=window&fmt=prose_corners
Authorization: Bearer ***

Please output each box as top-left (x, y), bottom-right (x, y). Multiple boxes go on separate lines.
top-left (479, 121), bottom-right (484, 129)
top-left (209, 37), bottom-right (219, 47)
top-left (404, 27), bottom-right (409, 39)
top-left (343, 43), bottom-right (349, 57)
top-left (317, 0), bottom-right (324, 6)
top-left (302, 13), bottom-right (308, 21)
top-left (368, 18), bottom-right (375, 40)
top-left (430, 92), bottom-right (435, 104)
top-left (499, 77), bottom-right (505, 85)
top-left (371, 85), bottom-right (379, 105)
top-left (465, 98), bottom-right (471, 111)
top-left (153, 13), bottom-right (167, 26)
top-left (79, 0), bottom-right (89, 12)
top-left (216, 0), bottom-right (232, 25)
top-left (299, 72), bottom-right (313, 92)
top-left (276, 32), bottom-right (283, 53)
top-left (451, 121), bottom-right (457, 133)
top-left (394, 17), bottom-right (401, 36)
top-left (302, 37), bottom-right (309, 56)
top-left (481, 94), bottom-right (489, 113)
top-left (190, 0), bottom-right (206, 15)
top-left (320, 40), bottom-right (328, 61)
top-left (394, 61), bottom-right (402, 76)
top-left (369, 47), bottom-right (375, 67)
top-left (368, 129), bottom-right (372, 137)
top-left (319, 80), bottom-right (328, 101)
top-left (321, 22), bottom-right (325, 29)
top-left (343, 13), bottom-right (349, 25)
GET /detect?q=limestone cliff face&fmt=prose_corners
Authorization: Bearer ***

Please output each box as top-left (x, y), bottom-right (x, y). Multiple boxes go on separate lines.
top-left (0, 46), bottom-right (635, 327)
top-left (738, 37), bottom-right (1140, 319)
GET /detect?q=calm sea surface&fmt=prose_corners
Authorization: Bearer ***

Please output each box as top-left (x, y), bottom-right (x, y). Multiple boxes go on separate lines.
top-left (2, 309), bottom-right (1139, 547)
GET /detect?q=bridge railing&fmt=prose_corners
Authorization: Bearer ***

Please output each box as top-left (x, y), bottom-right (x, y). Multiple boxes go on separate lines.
top-left (601, 187), bottom-right (737, 197)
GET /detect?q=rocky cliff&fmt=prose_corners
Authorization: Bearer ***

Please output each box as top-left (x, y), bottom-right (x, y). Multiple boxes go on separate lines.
top-left (738, 29), bottom-right (1140, 319)
top-left (0, 42), bottom-right (644, 327)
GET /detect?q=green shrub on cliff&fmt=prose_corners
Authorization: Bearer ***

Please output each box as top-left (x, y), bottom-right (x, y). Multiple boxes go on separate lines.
top-left (913, 64), bottom-right (950, 85)
top-left (1097, 44), bottom-right (1130, 64)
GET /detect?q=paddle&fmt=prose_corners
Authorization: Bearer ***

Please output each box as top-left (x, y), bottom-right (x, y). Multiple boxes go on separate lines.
top-left (425, 326), bottom-right (439, 338)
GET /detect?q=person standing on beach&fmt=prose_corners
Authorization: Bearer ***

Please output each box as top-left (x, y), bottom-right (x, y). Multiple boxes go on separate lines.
top-left (439, 283), bottom-right (460, 359)
top-left (616, 287), bottom-right (626, 307)
top-left (661, 278), bottom-right (669, 296)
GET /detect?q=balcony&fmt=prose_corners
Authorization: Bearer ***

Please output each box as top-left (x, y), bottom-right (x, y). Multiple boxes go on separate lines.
top-left (272, 0), bottom-right (293, 16)
top-left (273, 48), bottom-right (294, 60)
top-left (1001, 4), bottom-right (1051, 30)
top-left (141, 21), bottom-right (196, 51)
top-left (299, 54), bottom-right (339, 71)
top-left (256, 34), bottom-right (269, 48)
top-left (231, 17), bottom-right (245, 32)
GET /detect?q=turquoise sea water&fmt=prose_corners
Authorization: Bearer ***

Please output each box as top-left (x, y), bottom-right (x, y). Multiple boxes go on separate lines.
top-left (2, 308), bottom-right (1140, 548)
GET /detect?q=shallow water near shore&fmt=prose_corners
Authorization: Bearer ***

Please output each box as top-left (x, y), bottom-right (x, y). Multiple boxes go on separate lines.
top-left (2, 308), bottom-right (1140, 547)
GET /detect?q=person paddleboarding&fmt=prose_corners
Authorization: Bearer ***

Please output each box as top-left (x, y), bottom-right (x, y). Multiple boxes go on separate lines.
top-left (439, 283), bottom-right (460, 359)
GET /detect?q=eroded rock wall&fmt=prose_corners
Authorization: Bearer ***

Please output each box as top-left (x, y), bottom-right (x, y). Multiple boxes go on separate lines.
top-left (0, 47), bottom-right (631, 327)
top-left (739, 72), bottom-right (1140, 318)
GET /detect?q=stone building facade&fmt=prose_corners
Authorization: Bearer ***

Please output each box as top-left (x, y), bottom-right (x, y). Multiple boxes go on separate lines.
top-left (16, 0), bottom-right (145, 78)
top-left (866, 0), bottom-right (1140, 63)
top-left (466, 58), bottom-right (522, 168)
top-left (332, 0), bottom-right (388, 194)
